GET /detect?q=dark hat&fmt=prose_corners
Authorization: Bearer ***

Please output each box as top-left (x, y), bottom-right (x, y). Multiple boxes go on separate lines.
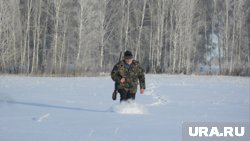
top-left (124, 50), bottom-right (133, 59)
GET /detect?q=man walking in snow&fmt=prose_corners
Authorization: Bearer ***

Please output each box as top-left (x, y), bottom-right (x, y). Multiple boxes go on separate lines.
top-left (111, 50), bottom-right (145, 102)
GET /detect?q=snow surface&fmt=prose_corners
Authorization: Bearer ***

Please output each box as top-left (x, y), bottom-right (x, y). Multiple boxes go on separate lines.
top-left (0, 74), bottom-right (249, 141)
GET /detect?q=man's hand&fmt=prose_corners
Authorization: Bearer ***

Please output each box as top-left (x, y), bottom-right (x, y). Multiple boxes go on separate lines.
top-left (140, 88), bottom-right (145, 94)
top-left (120, 78), bottom-right (126, 83)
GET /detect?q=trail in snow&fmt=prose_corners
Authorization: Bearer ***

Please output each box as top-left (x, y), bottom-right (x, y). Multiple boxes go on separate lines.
top-left (145, 77), bottom-right (168, 107)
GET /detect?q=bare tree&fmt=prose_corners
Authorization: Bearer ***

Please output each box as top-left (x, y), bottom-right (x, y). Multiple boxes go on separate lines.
top-left (52, 0), bottom-right (62, 74)
top-left (135, 0), bottom-right (147, 61)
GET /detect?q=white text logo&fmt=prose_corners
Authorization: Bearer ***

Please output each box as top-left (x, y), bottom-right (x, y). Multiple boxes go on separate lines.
top-left (188, 127), bottom-right (245, 137)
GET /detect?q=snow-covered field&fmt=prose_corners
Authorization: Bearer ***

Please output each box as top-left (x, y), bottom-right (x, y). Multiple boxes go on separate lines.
top-left (0, 75), bottom-right (249, 141)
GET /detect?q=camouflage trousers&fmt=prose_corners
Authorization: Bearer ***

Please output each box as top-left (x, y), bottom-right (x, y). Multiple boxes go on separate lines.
top-left (118, 89), bottom-right (135, 102)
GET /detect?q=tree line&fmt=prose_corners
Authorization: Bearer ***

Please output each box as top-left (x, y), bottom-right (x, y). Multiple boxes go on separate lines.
top-left (0, 0), bottom-right (249, 76)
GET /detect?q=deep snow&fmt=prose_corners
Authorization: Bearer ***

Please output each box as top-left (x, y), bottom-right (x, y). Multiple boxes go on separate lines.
top-left (0, 74), bottom-right (249, 141)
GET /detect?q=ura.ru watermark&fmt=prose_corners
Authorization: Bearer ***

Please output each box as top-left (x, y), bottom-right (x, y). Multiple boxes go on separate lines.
top-left (182, 122), bottom-right (249, 141)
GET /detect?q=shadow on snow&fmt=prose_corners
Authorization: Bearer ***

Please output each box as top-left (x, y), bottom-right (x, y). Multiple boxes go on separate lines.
top-left (6, 101), bottom-right (110, 113)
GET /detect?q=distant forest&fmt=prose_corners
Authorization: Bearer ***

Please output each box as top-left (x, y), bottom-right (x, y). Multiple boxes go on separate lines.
top-left (0, 0), bottom-right (249, 76)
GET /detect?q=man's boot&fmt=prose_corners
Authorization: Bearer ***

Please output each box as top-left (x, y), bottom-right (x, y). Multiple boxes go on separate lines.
top-left (112, 90), bottom-right (117, 100)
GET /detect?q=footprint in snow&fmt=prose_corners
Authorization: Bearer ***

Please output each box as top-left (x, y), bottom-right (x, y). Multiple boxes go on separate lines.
top-left (32, 113), bottom-right (50, 122)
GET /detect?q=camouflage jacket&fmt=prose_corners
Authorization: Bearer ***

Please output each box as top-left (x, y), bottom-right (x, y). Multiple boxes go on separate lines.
top-left (111, 60), bottom-right (145, 93)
